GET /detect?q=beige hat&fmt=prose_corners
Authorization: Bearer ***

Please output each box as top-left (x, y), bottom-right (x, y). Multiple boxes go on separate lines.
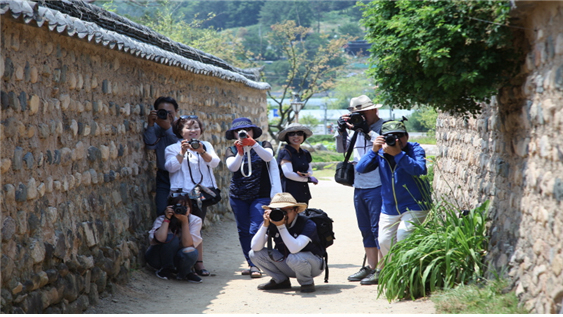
top-left (262, 193), bottom-right (308, 213)
top-left (348, 95), bottom-right (383, 112)
top-left (277, 123), bottom-right (313, 141)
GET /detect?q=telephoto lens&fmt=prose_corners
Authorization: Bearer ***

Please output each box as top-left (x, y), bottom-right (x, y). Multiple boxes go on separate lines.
top-left (173, 204), bottom-right (187, 215)
top-left (238, 130), bottom-right (248, 139)
top-left (269, 208), bottom-right (286, 222)
top-left (189, 139), bottom-right (200, 149)
top-left (156, 109), bottom-right (169, 120)
top-left (384, 134), bottom-right (396, 146)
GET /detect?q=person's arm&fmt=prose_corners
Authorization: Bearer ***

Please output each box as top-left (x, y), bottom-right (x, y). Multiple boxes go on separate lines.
top-left (201, 142), bottom-right (220, 168)
top-left (276, 224), bottom-right (312, 254)
top-left (188, 215), bottom-right (202, 248)
top-left (226, 154), bottom-right (243, 172)
top-left (251, 143), bottom-right (274, 162)
top-left (143, 125), bottom-right (160, 149)
top-left (356, 149), bottom-right (380, 173)
top-left (394, 144), bottom-right (427, 176)
top-left (176, 213), bottom-right (194, 248)
top-left (281, 162), bottom-right (308, 182)
top-left (164, 143), bottom-right (183, 173)
top-left (153, 209), bottom-right (173, 243)
top-left (250, 225), bottom-right (269, 251)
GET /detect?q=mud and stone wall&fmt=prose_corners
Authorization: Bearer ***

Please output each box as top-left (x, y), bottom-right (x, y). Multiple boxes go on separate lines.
top-left (0, 14), bottom-right (268, 313)
top-left (434, 1), bottom-right (563, 313)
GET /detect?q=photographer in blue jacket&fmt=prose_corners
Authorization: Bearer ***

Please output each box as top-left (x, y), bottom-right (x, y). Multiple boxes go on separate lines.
top-left (355, 119), bottom-right (431, 277)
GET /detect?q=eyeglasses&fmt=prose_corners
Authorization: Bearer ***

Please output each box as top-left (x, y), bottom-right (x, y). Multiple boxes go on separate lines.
top-left (287, 131), bottom-right (305, 137)
top-left (180, 115), bottom-right (198, 120)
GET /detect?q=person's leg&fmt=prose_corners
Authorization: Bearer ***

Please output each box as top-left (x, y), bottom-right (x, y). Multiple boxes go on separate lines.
top-left (285, 252), bottom-right (324, 287)
top-left (359, 186), bottom-right (384, 285)
top-left (348, 188), bottom-right (377, 281)
top-left (250, 249), bottom-right (294, 283)
top-left (155, 170), bottom-right (170, 216)
top-left (174, 246), bottom-right (199, 280)
top-left (230, 197), bottom-right (253, 266)
top-left (194, 206), bottom-right (208, 275)
top-left (145, 236), bottom-right (180, 279)
top-left (397, 210), bottom-right (428, 242)
top-left (247, 197), bottom-right (270, 268)
top-left (378, 213), bottom-right (401, 259)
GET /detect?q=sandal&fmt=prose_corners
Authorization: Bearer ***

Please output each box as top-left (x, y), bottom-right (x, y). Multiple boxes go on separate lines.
top-left (195, 261), bottom-right (210, 277)
top-left (241, 268), bottom-right (251, 275)
top-left (250, 266), bottom-right (262, 278)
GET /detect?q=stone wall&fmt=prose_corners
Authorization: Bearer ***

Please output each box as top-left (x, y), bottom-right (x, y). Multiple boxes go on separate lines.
top-left (0, 10), bottom-right (268, 314)
top-left (434, 1), bottom-right (563, 313)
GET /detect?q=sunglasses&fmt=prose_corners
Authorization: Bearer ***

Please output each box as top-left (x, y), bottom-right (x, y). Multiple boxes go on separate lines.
top-left (168, 192), bottom-right (186, 198)
top-left (180, 115), bottom-right (198, 120)
top-left (287, 131), bottom-right (305, 137)
top-left (385, 133), bottom-right (406, 138)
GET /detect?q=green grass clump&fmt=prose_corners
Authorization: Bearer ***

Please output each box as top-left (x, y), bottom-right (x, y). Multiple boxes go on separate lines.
top-left (377, 200), bottom-right (490, 301)
top-left (410, 135), bottom-right (437, 145)
top-left (311, 150), bottom-right (342, 163)
top-left (432, 278), bottom-right (528, 314)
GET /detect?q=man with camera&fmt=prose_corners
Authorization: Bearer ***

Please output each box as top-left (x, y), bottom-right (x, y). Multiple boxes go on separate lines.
top-left (249, 193), bottom-right (324, 293)
top-left (143, 96), bottom-right (180, 216)
top-left (355, 119), bottom-right (431, 268)
top-left (335, 95), bottom-right (384, 285)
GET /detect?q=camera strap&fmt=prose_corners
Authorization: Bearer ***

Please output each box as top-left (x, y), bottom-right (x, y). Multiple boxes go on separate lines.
top-left (343, 131), bottom-right (359, 163)
top-left (186, 152), bottom-right (204, 186)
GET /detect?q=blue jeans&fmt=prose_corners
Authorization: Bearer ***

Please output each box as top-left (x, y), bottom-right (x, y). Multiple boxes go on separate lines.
top-left (145, 235), bottom-right (198, 279)
top-left (353, 186), bottom-right (382, 248)
top-left (230, 196), bottom-right (271, 267)
top-left (155, 169), bottom-right (170, 217)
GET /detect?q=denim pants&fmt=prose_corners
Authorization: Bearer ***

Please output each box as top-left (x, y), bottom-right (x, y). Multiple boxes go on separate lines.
top-left (155, 169), bottom-right (171, 217)
top-left (229, 196), bottom-right (270, 267)
top-left (353, 186), bottom-right (382, 248)
top-left (250, 249), bottom-right (324, 286)
top-left (145, 235), bottom-right (199, 279)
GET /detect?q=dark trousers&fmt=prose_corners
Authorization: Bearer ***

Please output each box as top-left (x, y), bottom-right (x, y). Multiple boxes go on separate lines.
top-left (145, 235), bottom-right (199, 279)
top-left (155, 169), bottom-right (170, 216)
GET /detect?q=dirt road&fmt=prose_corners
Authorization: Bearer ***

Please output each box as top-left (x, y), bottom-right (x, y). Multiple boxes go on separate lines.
top-left (86, 178), bottom-right (435, 314)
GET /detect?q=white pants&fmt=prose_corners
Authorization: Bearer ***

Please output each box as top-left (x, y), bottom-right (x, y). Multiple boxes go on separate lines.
top-left (378, 210), bottom-right (428, 258)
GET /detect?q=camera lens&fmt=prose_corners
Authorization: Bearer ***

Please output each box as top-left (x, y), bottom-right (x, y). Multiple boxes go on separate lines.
top-left (269, 208), bottom-right (286, 222)
top-left (238, 130), bottom-right (248, 139)
top-left (157, 109), bottom-right (169, 120)
top-left (384, 134), bottom-right (396, 146)
top-left (189, 139), bottom-right (200, 149)
top-left (173, 204), bottom-right (187, 215)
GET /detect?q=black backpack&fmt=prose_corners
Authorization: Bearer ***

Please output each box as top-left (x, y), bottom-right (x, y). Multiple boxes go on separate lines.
top-left (300, 208), bottom-right (336, 283)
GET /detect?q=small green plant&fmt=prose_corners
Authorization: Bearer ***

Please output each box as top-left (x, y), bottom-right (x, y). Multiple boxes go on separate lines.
top-left (432, 277), bottom-right (528, 314)
top-left (310, 150), bottom-right (342, 163)
top-left (377, 200), bottom-right (490, 301)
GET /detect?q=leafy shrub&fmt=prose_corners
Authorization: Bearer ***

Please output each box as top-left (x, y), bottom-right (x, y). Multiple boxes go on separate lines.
top-left (311, 150), bottom-right (342, 163)
top-left (360, 0), bottom-right (518, 116)
top-left (377, 200), bottom-right (490, 301)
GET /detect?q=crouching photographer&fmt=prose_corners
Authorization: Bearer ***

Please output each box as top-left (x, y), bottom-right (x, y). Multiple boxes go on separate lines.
top-left (249, 193), bottom-right (324, 293)
top-left (145, 194), bottom-right (203, 283)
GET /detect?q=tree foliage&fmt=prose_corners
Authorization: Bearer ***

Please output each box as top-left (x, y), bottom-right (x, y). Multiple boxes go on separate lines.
top-left (264, 21), bottom-right (349, 138)
top-left (359, 0), bottom-right (518, 116)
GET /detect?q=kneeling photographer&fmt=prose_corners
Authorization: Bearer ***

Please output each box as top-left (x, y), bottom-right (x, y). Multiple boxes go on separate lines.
top-left (249, 193), bottom-right (324, 293)
top-left (145, 194), bottom-right (203, 283)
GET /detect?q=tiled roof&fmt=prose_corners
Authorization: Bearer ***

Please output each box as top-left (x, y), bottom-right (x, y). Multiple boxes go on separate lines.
top-left (0, 0), bottom-right (270, 90)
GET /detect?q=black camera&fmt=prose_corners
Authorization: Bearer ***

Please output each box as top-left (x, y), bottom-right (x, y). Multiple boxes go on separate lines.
top-left (156, 109), bottom-right (169, 120)
top-left (238, 130), bottom-right (248, 139)
top-left (189, 139), bottom-right (201, 149)
top-left (173, 204), bottom-right (187, 215)
top-left (384, 134), bottom-right (397, 146)
top-left (269, 208), bottom-right (286, 222)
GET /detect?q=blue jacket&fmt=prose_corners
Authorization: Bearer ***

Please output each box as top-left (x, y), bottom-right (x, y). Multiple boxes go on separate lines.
top-left (356, 142), bottom-right (431, 215)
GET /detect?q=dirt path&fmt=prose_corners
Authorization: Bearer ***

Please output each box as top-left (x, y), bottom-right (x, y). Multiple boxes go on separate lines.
top-left (86, 178), bottom-right (435, 314)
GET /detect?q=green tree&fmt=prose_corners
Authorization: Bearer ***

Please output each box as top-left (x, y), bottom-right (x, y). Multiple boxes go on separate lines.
top-left (360, 0), bottom-right (518, 116)
top-left (259, 1), bottom-right (313, 27)
top-left (264, 20), bottom-right (349, 138)
top-left (299, 114), bottom-right (320, 127)
top-left (328, 72), bottom-right (375, 109)
top-left (338, 22), bottom-right (364, 38)
top-left (405, 106), bottom-right (438, 135)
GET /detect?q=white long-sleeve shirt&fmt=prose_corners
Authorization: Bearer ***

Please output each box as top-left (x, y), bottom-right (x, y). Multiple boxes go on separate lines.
top-left (164, 140), bottom-right (220, 192)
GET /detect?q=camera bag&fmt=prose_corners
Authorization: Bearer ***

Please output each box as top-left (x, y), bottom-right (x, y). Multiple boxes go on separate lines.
top-left (334, 131), bottom-right (359, 187)
top-left (186, 144), bottom-right (222, 208)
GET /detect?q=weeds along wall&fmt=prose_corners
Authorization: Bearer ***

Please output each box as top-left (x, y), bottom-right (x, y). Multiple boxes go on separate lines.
top-left (0, 10), bottom-right (268, 314)
top-left (434, 1), bottom-right (563, 313)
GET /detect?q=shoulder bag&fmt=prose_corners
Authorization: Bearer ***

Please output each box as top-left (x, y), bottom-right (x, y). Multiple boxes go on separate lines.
top-left (334, 131), bottom-right (358, 187)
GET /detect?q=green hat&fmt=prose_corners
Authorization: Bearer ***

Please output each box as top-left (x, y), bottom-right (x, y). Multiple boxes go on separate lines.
top-left (381, 120), bottom-right (407, 135)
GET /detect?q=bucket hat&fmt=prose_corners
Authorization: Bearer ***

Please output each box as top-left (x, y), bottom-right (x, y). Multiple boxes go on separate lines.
top-left (262, 193), bottom-right (308, 213)
top-left (381, 120), bottom-right (408, 135)
top-left (277, 123), bottom-right (313, 141)
top-left (348, 95), bottom-right (383, 112)
top-left (225, 117), bottom-right (263, 140)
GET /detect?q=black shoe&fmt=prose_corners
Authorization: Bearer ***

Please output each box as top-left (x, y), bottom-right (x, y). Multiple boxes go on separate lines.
top-left (155, 268), bottom-right (173, 280)
top-left (360, 269), bottom-right (381, 285)
top-left (257, 279), bottom-right (292, 290)
top-left (348, 266), bottom-right (375, 281)
top-left (186, 272), bottom-right (203, 283)
top-left (300, 283), bottom-right (316, 293)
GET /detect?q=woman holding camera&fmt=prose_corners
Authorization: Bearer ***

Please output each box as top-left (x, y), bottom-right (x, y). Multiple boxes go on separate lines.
top-left (225, 117), bottom-right (282, 278)
top-left (277, 123), bottom-right (318, 206)
top-left (145, 194), bottom-right (203, 282)
top-left (164, 115), bottom-right (220, 277)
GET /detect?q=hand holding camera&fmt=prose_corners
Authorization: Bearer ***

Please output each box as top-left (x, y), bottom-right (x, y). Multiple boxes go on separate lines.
top-left (149, 109), bottom-right (172, 129)
top-left (269, 208), bottom-right (287, 223)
